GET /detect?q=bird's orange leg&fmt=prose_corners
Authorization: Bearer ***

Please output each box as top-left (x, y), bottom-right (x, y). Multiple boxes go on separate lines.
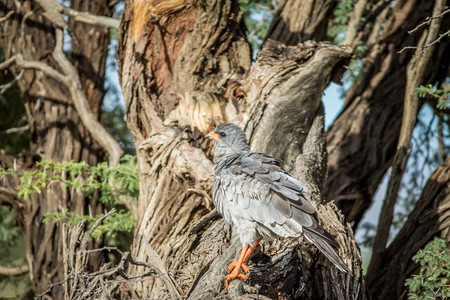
top-left (243, 237), bottom-right (262, 261)
top-left (225, 245), bottom-right (248, 289)
top-left (225, 237), bottom-right (262, 289)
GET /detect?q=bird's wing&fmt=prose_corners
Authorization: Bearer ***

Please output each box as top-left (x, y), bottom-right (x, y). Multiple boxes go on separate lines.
top-left (217, 152), bottom-right (324, 238)
top-left (214, 152), bottom-right (349, 272)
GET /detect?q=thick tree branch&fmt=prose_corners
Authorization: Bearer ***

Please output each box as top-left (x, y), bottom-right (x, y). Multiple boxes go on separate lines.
top-left (368, 0), bottom-right (446, 275)
top-left (62, 6), bottom-right (119, 29)
top-left (0, 55), bottom-right (67, 84)
top-left (265, 0), bottom-right (337, 44)
top-left (0, 36), bottom-right (124, 167)
top-left (36, 0), bottom-right (119, 29)
top-left (342, 0), bottom-right (367, 46)
top-left (52, 28), bottom-right (123, 167)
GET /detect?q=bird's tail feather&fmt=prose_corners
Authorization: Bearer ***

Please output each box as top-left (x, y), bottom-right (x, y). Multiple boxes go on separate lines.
top-left (303, 228), bottom-right (350, 273)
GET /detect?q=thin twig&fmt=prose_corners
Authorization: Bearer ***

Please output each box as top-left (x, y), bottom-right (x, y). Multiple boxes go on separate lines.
top-left (0, 263), bottom-right (29, 276)
top-left (399, 28), bottom-right (450, 54)
top-left (0, 10), bottom-right (14, 23)
top-left (0, 69), bottom-right (23, 95)
top-left (408, 8), bottom-right (450, 34)
top-left (3, 125), bottom-right (29, 135)
top-left (36, 278), bottom-right (69, 299)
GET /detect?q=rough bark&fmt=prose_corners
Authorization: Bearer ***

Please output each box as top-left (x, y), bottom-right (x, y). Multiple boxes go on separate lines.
top-left (265, 0), bottom-right (337, 44)
top-left (366, 157), bottom-right (450, 299)
top-left (119, 0), bottom-right (365, 299)
top-left (325, 0), bottom-right (450, 227)
top-left (0, 0), bottom-right (112, 297)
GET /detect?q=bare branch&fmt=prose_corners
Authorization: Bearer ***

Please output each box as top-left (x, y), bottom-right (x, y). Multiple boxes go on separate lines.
top-left (52, 28), bottom-right (123, 167)
top-left (190, 208), bottom-right (220, 235)
top-left (399, 7), bottom-right (450, 54)
top-left (368, 0), bottom-right (447, 275)
top-left (408, 8), bottom-right (450, 34)
top-left (0, 10), bottom-right (14, 23)
top-left (0, 263), bottom-right (29, 276)
top-left (36, 0), bottom-right (119, 29)
top-left (3, 125), bottom-right (29, 135)
top-left (0, 32), bottom-right (123, 167)
top-left (62, 6), bottom-right (119, 29)
top-left (399, 28), bottom-right (450, 54)
top-left (1, 54), bottom-right (68, 83)
top-left (343, 0), bottom-right (368, 47)
top-left (0, 70), bottom-right (23, 95)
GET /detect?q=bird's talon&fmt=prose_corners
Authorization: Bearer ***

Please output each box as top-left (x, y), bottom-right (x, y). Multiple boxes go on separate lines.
top-left (238, 273), bottom-right (248, 281)
top-left (227, 261), bottom-right (249, 273)
top-left (241, 264), bottom-right (249, 273)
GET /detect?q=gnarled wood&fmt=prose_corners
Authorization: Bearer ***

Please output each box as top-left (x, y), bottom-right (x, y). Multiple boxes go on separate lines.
top-left (119, 1), bottom-right (365, 298)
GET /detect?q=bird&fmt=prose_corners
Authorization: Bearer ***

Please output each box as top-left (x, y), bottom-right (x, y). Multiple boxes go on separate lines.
top-left (206, 123), bottom-right (350, 289)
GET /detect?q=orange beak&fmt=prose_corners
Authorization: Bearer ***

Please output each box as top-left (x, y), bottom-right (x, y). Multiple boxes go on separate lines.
top-left (207, 131), bottom-right (221, 141)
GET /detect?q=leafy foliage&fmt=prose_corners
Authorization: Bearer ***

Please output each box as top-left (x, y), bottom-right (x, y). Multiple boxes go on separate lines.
top-left (1, 155), bottom-right (138, 239)
top-left (405, 237), bottom-right (450, 300)
top-left (414, 84), bottom-right (450, 110)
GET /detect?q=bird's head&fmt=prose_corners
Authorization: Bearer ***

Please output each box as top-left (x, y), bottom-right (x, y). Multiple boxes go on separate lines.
top-left (207, 123), bottom-right (250, 160)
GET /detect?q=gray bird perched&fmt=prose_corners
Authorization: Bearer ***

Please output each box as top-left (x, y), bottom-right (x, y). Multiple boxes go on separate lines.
top-left (207, 123), bottom-right (350, 288)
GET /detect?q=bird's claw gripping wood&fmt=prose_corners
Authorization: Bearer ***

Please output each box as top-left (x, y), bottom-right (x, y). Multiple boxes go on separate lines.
top-left (224, 238), bottom-right (262, 289)
top-left (224, 245), bottom-right (249, 289)
top-left (227, 261), bottom-right (249, 273)
top-left (225, 268), bottom-right (248, 289)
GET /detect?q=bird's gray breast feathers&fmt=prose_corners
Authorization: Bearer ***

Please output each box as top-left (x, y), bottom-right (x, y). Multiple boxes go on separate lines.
top-left (212, 152), bottom-right (319, 240)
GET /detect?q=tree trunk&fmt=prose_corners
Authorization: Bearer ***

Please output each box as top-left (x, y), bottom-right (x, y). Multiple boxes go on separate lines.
top-left (325, 0), bottom-right (450, 227)
top-left (265, 0), bottom-right (337, 44)
top-left (366, 157), bottom-right (450, 299)
top-left (0, 0), bottom-right (112, 297)
top-left (118, 0), bottom-right (366, 299)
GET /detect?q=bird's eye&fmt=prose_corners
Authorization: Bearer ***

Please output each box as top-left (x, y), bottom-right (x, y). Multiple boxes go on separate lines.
top-left (219, 132), bottom-right (226, 137)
